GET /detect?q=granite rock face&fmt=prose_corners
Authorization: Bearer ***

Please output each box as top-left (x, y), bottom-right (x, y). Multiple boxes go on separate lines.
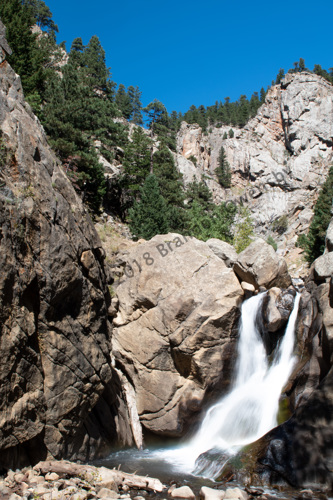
top-left (0, 38), bottom-right (132, 469)
top-left (112, 234), bottom-right (244, 436)
top-left (233, 239), bottom-right (292, 289)
top-left (176, 73), bottom-right (333, 261)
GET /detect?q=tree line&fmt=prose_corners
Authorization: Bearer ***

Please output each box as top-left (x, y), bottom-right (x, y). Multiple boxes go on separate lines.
top-left (1, 1), bottom-right (332, 258)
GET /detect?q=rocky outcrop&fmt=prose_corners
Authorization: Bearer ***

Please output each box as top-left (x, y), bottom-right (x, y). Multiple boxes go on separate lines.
top-left (112, 234), bottom-right (244, 436)
top-left (255, 365), bottom-right (333, 490)
top-left (0, 33), bottom-right (132, 469)
top-left (233, 223), bottom-right (333, 490)
top-left (233, 239), bottom-right (292, 289)
top-left (206, 238), bottom-right (238, 267)
top-left (176, 73), bottom-right (333, 269)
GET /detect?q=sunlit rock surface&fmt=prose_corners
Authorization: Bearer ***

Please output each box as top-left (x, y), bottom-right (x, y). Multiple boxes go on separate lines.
top-left (112, 234), bottom-right (244, 436)
top-left (176, 72), bottom-right (333, 269)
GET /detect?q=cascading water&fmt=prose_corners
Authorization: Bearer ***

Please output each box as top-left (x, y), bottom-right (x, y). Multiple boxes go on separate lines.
top-left (155, 291), bottom-right (300, 477)
top-left (100, 292), bottom-right (300, 481)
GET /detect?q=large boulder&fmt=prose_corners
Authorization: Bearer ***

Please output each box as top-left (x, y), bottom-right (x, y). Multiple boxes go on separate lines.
top-left (0, 38), bottom-right (132, 469)
top-left (313, 252), bottom-right (333, 283)
top-left (112, 234), bottom-right (244, 436)
top-left (233, 239), bottom-right (292, 289)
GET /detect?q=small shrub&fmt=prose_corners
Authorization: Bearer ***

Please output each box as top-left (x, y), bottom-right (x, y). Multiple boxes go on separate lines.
top-left (188, 155), bottom-right (197, 166)
top-left (266, 235), bottom-right (277, 251)
top-left (296, 233), bottom-right (308, 249)
top-left (272, 215), bottom-right (288, 234)
top-left (233, 206), bottom-right (254, 253)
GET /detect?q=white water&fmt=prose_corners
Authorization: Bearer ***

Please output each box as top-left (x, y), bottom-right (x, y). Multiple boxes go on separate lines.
top-left (155, 292), bottom-right (300, 477)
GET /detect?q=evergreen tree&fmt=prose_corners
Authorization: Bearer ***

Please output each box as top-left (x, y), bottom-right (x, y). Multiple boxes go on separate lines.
top-left (0, 0), bottom-right (49, 97)
top-left (299, 58), bottom-right (306, 71)
top-left (185, 200), bottom-right (236, 242)
top-left (41, 49), bottom-right (126, 212)
top-left (24, 0), bottom-right (58, 35)
top-left (153, 145), bottom-right (185, 231)
top-left (84, 35), bottom-right (112, 93)
top-left (300, 166), bottom-right (333, 262)
top-left (249, 92), bottom-right (261, 117)
top-left (185, 179), bottom-right (213, 211)
top-left (116, 84), bottom-right (132, 119)
top-left (275, 68), bottom-right (285, 84)
top-left (144, 99), bottom-right (168, 132)
top-left (215, 146), bottom-right (232, 188)
top-left (144, 100), bottom-right (176, 152)
top-left (260, 87), bottom-right (266, 103)
top-left (122, 127), bottom-right (152, 201)
top-left (127, 85), bottom-right (143, 125)
top-left (69, 37), bottom-right (85, 66)
top-left (128, 175), bottom-right (169, 239)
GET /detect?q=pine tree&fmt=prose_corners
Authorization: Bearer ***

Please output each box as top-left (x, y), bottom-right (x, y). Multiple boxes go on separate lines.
top-left (275, 68), bottom-right (285, 84)
top-left (153, 145), bottom-right (185, 231)
top-left (143, 99), bottom-right (168, 132)
top-left (41, 53), bottom-right (126, 212)
top-left (0, 0), bottom-right (48, 97)
top-left (69, 37), bottom-right (85, 67)
top-left (116, 84), bottom-right (132, 119)
top-left (128, 175), bottom-right (169, 240)
top-left (215, 146), bottom-right (232, 188)
top-left (24, 0), bottom-right (58, 35)
top-left (185, 200), bottom-right (236, 242)
top-left (260, 87), bottom-right (266, 103)
top-left (84, 35), bottom-right (111, 93)
top-left (185, 179), bottom-right (213, 211)
top-left (122, 127), bottom-right (152, 201)
top-left (300, 166), bottom-right (333, 262)
top-left (127, 86), bottom-right (143, 125)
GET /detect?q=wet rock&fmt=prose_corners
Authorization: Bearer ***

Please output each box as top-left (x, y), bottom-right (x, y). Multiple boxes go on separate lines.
top-left (251, 365), bottom-right (333, 489)
top-left (262, 287), bottom-right (295, 336)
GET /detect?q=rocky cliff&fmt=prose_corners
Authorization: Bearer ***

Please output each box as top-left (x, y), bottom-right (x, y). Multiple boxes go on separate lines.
top-left (176, 73), bottom-right (333, 274)
top-left (0, 23), bottom-right (133, 470)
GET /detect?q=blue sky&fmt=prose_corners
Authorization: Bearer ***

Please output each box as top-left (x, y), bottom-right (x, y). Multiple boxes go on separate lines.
top-left (47, 0), bottom-right (333, 114)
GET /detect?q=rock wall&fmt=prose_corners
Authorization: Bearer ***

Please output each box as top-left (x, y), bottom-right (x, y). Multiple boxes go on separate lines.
top-left (176, 73), bottom-right (333, 267)
top-left (0, 25), bottom-right (133, 470)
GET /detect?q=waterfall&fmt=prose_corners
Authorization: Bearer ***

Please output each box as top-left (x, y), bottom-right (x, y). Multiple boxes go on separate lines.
top-left (158, 292), bottom-right (300, 477)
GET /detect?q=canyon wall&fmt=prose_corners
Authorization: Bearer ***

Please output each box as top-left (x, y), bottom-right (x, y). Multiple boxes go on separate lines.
top-left (0, 23), bottom-right (133, 470)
